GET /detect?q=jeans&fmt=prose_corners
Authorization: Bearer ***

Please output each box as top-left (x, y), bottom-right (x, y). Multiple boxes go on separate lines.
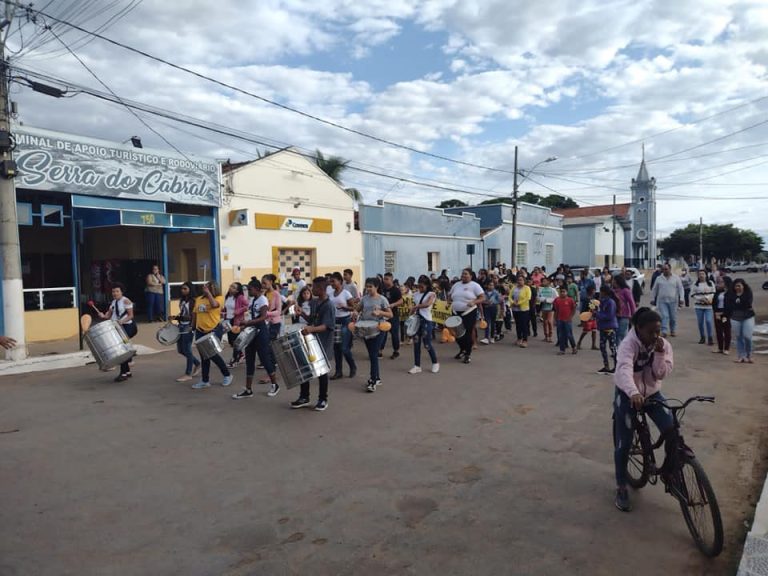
top-left (714, 313), bottom-right (731, 352)
top-left (120, 322), bottom-right (137, 375)
top-left (695, 308), bottom-right (714, 341)
top-left (267, 322), bottom-right (281, 366)
top-left (483, 305), bottom-right (497, 340)
top-left (684, 288), bottom-right (690, 307)
top-left (414, 320), bottom-right (438, 367)
top-left (600, 329), bottom-right (617, 368)
top-left (300, 373), bottom-right (329, 402)
top-left (556, 320), bottom-right (575, 352)
top-left (657, 300), bottom-right (678, 334)
top-left (364, 334), bottom-right (384, 381)
top-left (731, 317), bottom-right (755, 359)
top-left (616, 317), bottom-right (630, 344)
top-left (513, 310), bottom-right (530, 341)
top-left (333, 317), bottom-right (357, 375)
top-left (145, 292), bottom-right (164, 321)
top-left (530, 306), bottom-right (539, 336)
top-left (614, 389), bottom-right (675, 487)
top-left (195, 327), bottom-right (230, 382)
top-left (456, 311), bottom-right (478, 357)
top-left (380, 316), bottom-right (400, 352)
top-left (176, 330), bottom-right (199, 375)
top-left (245, 326), bottom-right (275, 377)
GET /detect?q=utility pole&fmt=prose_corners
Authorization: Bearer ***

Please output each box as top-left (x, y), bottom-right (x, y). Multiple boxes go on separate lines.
top-left (511, 145), bottom-right (519, 269)
top-left (611, 194), bottom-right (617, 267)
top-left (699, 217), bottom-right (703, 269)
top-left (0, 4), bottom-right (26, 360)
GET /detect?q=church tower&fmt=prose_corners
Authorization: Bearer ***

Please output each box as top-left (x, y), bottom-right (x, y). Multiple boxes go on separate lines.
top-left (629, 146), bottom-right (657, 268)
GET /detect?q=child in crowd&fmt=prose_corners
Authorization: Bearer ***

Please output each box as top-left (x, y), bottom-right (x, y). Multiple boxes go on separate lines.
top-left (527, 277), bottom-right (539, 339)
top-left (553, 286), bottom-right (577, 355)
top-left (481, 279), bottom-right (501, 345)
top-left (538, 277), bottom-right (557, 343)
top-left (495, 286), bottom-right (507, 342)
top-left (596, 284), bottom-right (619, 375)
top-left (577, 285), bottom-right (598, 351)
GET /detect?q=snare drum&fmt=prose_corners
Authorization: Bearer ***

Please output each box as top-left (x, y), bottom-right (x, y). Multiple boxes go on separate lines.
top-left (271, 329), bottom-right (330, 389)
top-left (233, 326), bottom-right (257, 352)
top-left (156, 322), bottom-right (180, 346)
top-left (355, 320), bottom-right (381, 340)
top-left (404, 314), bottom-right (421, 338)
top-left (194, 332), bottom-right (224, 359)
top-left (445, 315), bottom-right (466, 339)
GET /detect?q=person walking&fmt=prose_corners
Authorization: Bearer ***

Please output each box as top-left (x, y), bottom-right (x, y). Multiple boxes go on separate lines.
top-left (224, 282), bottom-right (249, 367)
top-left (144, 264), bottom-right (166, 322)
top-left (538, 276), bottom-right (557, 343)
top-left (448, 268), bottom-right (485, 364)
top-left (328, 272), bottom-right (357, 380)
top-left (97, 283), bottom-right (138, 382)
top-left (379, 273), bottom-right (403, 360)
top-left (480, 279), bottom-right (500, 345)
top-left (690, 270), bottom-right (716, 346)
top-left (577, 285), bottom-right (599, 351)
top-left (650, 264), bottom-right (684, 337)
top-left (553, 286), bottom-right (577, 355)
top-left (510, 275), bottom-right (532, 348)
top-left (731, 279), bottom-right (756, 364)
top-left (342, 268), bottom-right (360, 300)
top-left (596, 285), bottom-right (620, 375)
top-left (408, 275), bottom-right (439, 374)
top-left (174, 281), bottom-right (200, 382)
top-left (612, 275), bottom-right (636, 344)
top-left (680, 268), bottom-right (693, 307)
top-left (355, 277), bottom-right (393, 392)
top-left (528, 277), bottom-right (539, 339)
top-left (712, 276), bottom-right (733, 355)
top-left (262, 274), bottom-right (283, 376)
top-left (191, 281), bottom-right (233, 389)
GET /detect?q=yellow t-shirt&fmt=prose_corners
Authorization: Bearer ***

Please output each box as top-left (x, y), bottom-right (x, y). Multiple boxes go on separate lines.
top-left (194, 295), bottom-right (223, 333)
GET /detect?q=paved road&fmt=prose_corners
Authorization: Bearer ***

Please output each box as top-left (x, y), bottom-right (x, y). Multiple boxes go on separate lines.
top-left (2, 276), bottom-right (767, 576)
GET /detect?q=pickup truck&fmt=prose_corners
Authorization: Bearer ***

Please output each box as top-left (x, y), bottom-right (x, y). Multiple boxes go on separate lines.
top-left (723, 262), bottom-right (760, 273)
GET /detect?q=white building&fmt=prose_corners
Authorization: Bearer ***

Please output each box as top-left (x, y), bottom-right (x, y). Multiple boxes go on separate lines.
top-left (558, 204), bottom-right (631, 268)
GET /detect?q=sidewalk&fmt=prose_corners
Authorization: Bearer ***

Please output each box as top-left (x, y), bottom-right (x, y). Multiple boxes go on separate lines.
top-left (0, 321), bottom-right (172, 376)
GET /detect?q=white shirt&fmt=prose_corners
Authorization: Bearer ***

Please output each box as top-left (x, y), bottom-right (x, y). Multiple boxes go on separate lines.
top-left (249, 295), bottom-right (268, 320)
top-left (289, 278), bottom-right (306, 294)
top-left (224, 295), bottom-right (236, 320)
top-left (449, 281), bottom-right (483, 313)
top-left (414, 290), bottom-right (435, 322)
top-left (110, 297), bottom-right (134, 324)
top-left (328, 287), bottom-right (353, 319)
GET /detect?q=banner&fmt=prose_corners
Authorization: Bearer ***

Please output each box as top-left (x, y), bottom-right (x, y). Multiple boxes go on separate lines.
top-left (14, 126), bottom-right (220, 207)
top-left (398, 295), bottom-right (453, 326)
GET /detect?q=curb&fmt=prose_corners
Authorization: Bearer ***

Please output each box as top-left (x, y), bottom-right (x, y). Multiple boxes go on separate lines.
top-left (738, 470), bottom-right (768, 575)
top-left (0, 344), bottom-right (166, 377)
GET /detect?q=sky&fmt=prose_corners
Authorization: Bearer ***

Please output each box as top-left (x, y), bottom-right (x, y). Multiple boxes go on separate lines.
top-left (5, 0), bottom-right (768, 244)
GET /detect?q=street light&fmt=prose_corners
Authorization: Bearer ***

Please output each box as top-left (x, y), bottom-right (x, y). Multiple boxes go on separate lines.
top-left (511, 146), bottom-right (557, 268)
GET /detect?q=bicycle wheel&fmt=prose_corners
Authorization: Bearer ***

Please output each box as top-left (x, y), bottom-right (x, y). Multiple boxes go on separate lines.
top-left (676, 456), bottom-right (724, 557)
top-left (613, 416), bottom-right (649, 489)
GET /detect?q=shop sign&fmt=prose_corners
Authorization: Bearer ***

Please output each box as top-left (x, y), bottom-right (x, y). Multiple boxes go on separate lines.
top-left (13, 126), bottom-right (220, 207)
top-left (280, 217), bottom-right (313, 231)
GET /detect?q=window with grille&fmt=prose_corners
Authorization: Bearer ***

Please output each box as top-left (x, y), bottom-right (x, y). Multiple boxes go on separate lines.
top-left (384, 251), bottom-right (396, 275)
top-left (427, 252), bottom-right (440, 272)
top-left (545, 244), bottom-right (554, 268)
top-left (516, 242), bottom-right (527, 267)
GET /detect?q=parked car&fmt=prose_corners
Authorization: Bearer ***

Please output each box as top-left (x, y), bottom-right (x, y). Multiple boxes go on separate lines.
top-left (610, 267), bottom-right (646, 289)
top-left (723, 261), bottom-right (760, 273)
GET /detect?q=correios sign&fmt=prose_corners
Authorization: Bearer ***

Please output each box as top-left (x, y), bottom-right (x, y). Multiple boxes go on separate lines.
top-left (13, 126), bottom-right (220, 207)
top-left (281, 217), bottom-right (313, 231)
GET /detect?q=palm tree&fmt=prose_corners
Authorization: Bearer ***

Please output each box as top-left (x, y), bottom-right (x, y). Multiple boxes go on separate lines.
top-left (314, 149), bottom-right (349, 183)
top-left (436, 199), bottom-right (468, 209)
top-left (344, 187), bottom-right (362, 202)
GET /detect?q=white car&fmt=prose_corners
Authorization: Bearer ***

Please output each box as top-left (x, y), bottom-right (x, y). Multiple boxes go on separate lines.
top-left (610, 267), bottom-right (646, 289)
top-left (726, 261), bottom-right (760, 273)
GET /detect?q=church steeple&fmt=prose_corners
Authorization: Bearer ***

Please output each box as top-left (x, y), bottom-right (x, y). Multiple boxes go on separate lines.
top-left (636, 143), bottom-right (650, 182)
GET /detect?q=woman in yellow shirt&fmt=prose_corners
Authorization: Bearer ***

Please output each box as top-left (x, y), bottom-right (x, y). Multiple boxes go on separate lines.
top-left (510, 275), bottom-right (532, 348)
top-left (191, 281), bottom-right (233, 389)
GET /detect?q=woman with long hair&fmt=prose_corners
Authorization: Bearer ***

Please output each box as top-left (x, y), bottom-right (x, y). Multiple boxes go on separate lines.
top-left (191, 280), bottom-right (232, 389)
top-left (408, 275), bottom-right (439, 374)
top-left (712, 276), bottom-right (733, 354)
top-left (224, 282), bottom-right (249, 368)
top-left (174, 281), bottom-right (200, 382)
top-left (596, 284), bottom-right (620, 374)
top-left (690, 270), bottom-right (716, 346)
top-left (731, 278), bottom-right (756, 364)
top-left (354, 277), bottom-right (393, 392)
top-left (261, 274), bottom-right (283, 379)
top-left (612, 274), bottom-right (637, 344)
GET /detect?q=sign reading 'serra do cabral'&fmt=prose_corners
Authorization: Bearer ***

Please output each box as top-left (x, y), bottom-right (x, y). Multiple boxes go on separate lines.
top-left (13, 126), bottom-right (220, 207)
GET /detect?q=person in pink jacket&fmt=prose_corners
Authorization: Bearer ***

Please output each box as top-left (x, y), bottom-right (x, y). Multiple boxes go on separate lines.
top-left (612, 307), bottom-right (676, 512)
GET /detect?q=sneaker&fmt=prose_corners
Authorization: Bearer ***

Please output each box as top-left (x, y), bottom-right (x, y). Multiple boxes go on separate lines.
top-left (232, 388), bottom-right (253, 400)
top-left (378, 351), bottom-right (383, 358)
top-left (698, 337), bottom-right (706, 344)
top-left (463, 356), bottom-right (471, 364)
top-left (314, 399), bottom-right (328, 411)
top-left (114, 373), bottom-right (129, 382)
top-left (390, 351), bottom-right (400, 360)
top-left (291, 397), bottom-right (310, 409)
top-left (267, 383), bottom-right (280, 397)
top-left (454, 352), bottom-right (464, 360)
top-left (257, 364), bottom-right (264, 369)
top-left (723, 350), bottom-right (730, 355)
top-left (222, 375), bottom-right (233, 387)
top-left (349, 369), bottom-right (357, 378)
top-left (192, 380), bottom-right (211, 389)
top-left (226, 360), bottom-right (238, 369)
top-left (597, 367), bottom-right (611, 375)
top-left (615, 488), bottom-right (631, 512)
top-left (557, 350), bottom-right (566, 355)
top-left (366, 380), bottom-right (377, 393)
top-left (608, 368), bottom-right (615, 374)
top-left (408, 366), bottom-right (422, 375)
top-left (480, 338), bottom-right (490, 345)
top-left (711, 348), bottom-right (722, 354)
top-left (176, 374), bottom-right (193, 382)
top-left (431, 363), bottom-right (440, 374)
top-left (519, 341), bottom-right (528, 348)
top-left (670, 332), bottom-right (677, 337)
top-left (572, 348), bottom-right (578, 355)
top-left (330, 373), bottom-right (344, 381)
top-left (707, 339), bottom-right (714, 346)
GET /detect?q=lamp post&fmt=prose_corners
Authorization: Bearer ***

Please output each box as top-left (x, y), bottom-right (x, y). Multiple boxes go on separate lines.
top-left (510, 146), bottom-right (557, 268)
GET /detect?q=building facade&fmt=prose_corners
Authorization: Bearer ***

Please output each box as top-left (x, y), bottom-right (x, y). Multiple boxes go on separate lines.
top-left (220, 150), bottom-right (363, 288)
top-left (360, 201), bottom-right (482, 280)
top-left (444, 203), bottom-right (564, 271)
top-left (558, 204), bottom-right (631, 268)
top-left (8, 126), bottom-right (220, 343)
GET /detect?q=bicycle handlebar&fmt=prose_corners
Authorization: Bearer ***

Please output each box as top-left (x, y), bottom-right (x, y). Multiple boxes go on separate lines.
top-left (644, 395), bottom-right (715, 412)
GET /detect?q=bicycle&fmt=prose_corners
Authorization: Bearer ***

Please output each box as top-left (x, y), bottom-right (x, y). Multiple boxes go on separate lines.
top-left (614, 395), bottom-right (724, 557)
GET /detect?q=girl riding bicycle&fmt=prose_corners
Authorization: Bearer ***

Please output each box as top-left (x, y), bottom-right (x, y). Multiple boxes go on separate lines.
top-left (613, 307), bottom-right (678, 512)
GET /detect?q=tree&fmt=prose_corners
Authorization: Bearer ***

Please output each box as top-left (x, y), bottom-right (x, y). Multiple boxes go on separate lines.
top-left (314, 149), bottom-right (349, 183)
top-left (436, 199), bottom-right (468, 209)
top-left (659, 223), bottom-right (764, 261)
top-left (344, 187), bottom-right (362, 202)
top-left (539, 194), bottom-right (579, 209)
top-left (480, 197), bottom-right (514, 205)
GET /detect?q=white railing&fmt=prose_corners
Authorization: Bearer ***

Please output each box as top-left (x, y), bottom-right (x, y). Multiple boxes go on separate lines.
top-left (23, 287), bottom-right (76, 311)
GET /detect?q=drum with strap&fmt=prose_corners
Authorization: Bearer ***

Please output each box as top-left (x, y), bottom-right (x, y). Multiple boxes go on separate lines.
top-left (271, 327), bottom-right (330, 389)
top-left (85, 320), bottom-right (136, 370)
top-left (404, 314), bottom-right (421, 338)
top-left (156, 322), bottom-right (180, 346)
top-left (233, 326), bottom-right (257, 352)
top-left (445, 316), bottom-right (466, 339)
top-left (355, 320), bottom-right (381, 339)
top-left (195, 332), bottom-right (224, 359)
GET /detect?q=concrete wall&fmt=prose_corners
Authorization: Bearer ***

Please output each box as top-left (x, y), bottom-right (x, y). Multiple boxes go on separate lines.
top-left (220, 150), bottom-right (363, 287)
top-left (360, 202), bottom-right (482, 280)
top-left (563, 225), bottom-right (595, 267)
top-left (24, 309), bottom-right (79, 342)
